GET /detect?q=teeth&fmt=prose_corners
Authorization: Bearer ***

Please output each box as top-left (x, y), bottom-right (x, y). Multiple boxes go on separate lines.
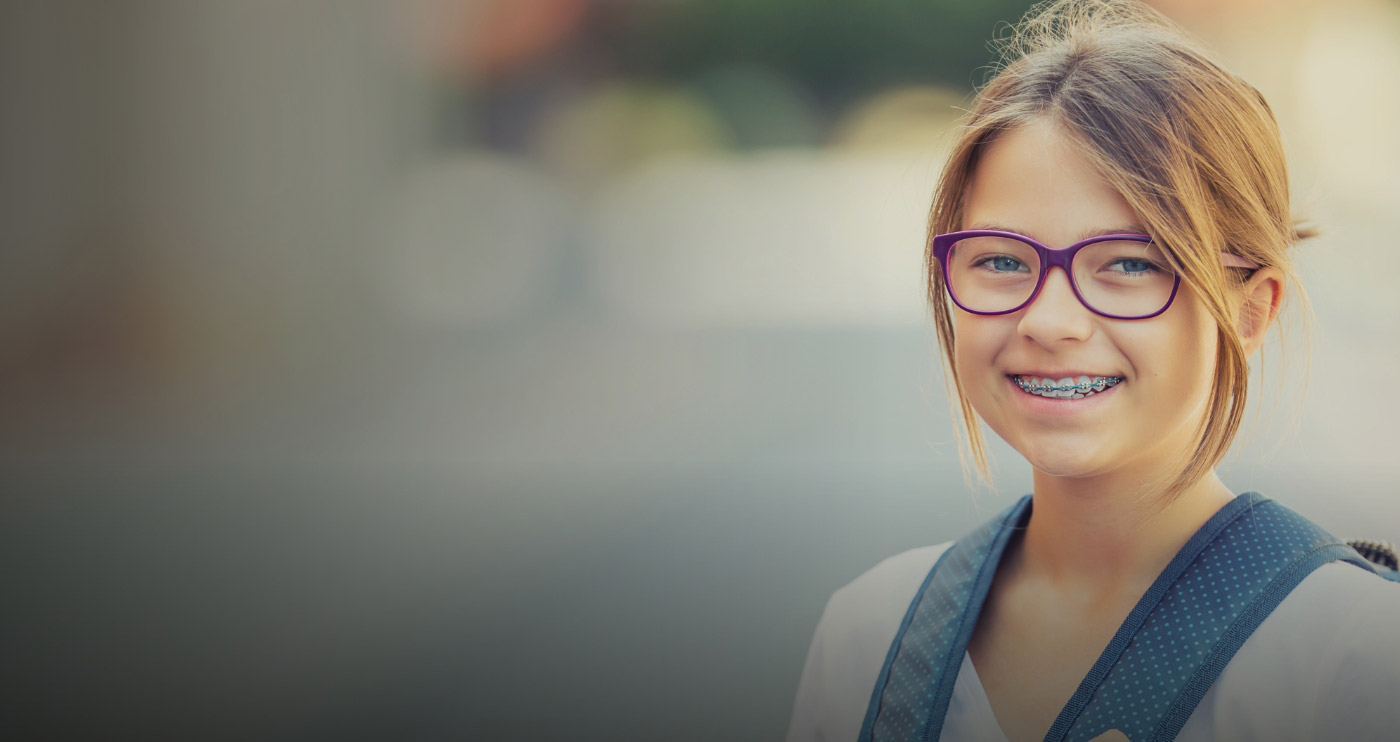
top-left (1014, 374), bottom-right (1122, 398)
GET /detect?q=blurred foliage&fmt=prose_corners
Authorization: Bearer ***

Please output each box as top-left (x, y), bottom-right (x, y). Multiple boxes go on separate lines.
top-left (603, 0), bottom-right (1041, 107)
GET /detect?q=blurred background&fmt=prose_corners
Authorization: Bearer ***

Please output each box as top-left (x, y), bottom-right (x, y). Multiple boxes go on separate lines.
top-left (2, 0), bottom-right (1398, 739)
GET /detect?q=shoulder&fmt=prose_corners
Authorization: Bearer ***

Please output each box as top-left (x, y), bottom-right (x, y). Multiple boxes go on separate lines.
top-left (815, 541), bottom-right (959, 669)
top-left (785, 542), bottom-right (953, 742)
top-left (827, 542), bottom-right (955, 624)
top-left (1186, 561), bottom-right (1400, 740)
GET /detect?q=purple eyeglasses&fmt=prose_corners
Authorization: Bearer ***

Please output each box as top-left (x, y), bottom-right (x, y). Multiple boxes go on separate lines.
top-left (930, 229), bottom-right (1261, 320)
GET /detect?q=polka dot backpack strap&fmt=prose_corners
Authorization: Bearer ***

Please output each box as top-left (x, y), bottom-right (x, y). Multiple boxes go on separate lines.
top-left (857, 494), bottom-right (1031, 742)
top-left (858, 493), bottom-right (1391, 742)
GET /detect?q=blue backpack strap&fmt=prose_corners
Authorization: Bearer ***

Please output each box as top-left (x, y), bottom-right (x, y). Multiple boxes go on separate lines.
top-left (857, 494), bottom-right (1032, 742)
top-left (1053, 495), bottom-right (1385, 742)
top-left (860, 492), bottom-right (1388, 742)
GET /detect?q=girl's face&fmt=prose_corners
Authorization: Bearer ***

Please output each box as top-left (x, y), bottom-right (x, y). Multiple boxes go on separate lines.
top-left (953, 119), bottom-right (1219, 483)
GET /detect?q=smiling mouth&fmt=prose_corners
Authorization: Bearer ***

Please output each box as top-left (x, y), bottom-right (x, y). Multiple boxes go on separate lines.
top-left (1010, 374), bottom-right (1123, 399)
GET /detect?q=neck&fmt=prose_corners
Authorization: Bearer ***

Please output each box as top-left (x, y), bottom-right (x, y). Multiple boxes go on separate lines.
top-left (1015, 468), bottom-right (1236, 601)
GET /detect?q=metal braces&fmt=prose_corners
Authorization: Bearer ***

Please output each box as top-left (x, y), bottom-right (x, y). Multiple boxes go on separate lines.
top-left (1016, 377), bottom-right (1122, 394)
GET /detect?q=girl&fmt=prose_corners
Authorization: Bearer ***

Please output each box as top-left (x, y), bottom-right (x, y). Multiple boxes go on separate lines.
top-left (786, 1), bottom-right (1400, 740)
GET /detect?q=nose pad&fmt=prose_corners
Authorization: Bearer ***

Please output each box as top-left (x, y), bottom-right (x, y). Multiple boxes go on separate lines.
top-left (1018, 266), bottom-right (1094, 342)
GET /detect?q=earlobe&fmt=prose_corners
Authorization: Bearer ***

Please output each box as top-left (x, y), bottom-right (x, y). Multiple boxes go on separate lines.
top-left (1236, 267), bottom-right (1283, 356)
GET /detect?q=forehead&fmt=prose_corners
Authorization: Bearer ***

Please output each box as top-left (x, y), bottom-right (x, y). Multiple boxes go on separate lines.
top-left (962, 120), bottom-right (1146, 245)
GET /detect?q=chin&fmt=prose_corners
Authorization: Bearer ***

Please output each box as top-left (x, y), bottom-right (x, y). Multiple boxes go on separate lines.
top-left (1009, 436), bottom-right (1107, 478)
top-left (1028, 459), bottom-right (1104, 479)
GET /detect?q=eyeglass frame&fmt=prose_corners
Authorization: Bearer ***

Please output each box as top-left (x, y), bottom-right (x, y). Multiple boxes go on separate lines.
top-left (930, 229), bottom-right (1262, 320)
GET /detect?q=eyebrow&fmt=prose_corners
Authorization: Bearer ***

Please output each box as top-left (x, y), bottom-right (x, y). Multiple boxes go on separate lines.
top-left (965, 223), bottom-right (1150, 242)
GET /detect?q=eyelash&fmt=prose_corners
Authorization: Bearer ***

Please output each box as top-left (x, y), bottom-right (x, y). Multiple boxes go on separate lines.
top-left (1107, 258), bottom-right (1163, 276)
top-left (972, 255), bottom-right (1030, 273)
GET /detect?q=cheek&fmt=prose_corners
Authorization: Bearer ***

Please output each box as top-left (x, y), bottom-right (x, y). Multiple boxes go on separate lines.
top-left (951, 314), bottom-right (1012, 400)
top-left (951, 314), bottom-right (992, 377)
top-left (1178, 294), bottom-right (1223, 382)
top-left (1145, 309), bottom-right (1220, 410)
top-left (1185, 326), bottom-right (1221, 403)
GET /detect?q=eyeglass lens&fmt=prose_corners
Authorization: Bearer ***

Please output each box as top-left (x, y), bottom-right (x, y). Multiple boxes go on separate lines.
top-left (946, 235), bottom-right (1176, 317)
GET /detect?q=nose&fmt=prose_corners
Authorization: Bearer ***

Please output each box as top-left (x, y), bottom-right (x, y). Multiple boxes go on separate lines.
top-left (1016, 266), bottom-right (1094, 345)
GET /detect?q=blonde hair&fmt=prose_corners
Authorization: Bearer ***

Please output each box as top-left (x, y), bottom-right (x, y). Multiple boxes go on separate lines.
top-left (927, 0), bottom-right (1314, 501)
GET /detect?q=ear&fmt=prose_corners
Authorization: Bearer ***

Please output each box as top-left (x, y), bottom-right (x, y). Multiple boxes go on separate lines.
top-left (1235, 266), bottom-right (1283, 358)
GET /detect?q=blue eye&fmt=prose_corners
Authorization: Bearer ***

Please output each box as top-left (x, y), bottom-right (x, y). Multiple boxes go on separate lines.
top-left (1109, 258), bottom-right (1158, 275)
top-left (976, 255), bottom-right (1029, 273)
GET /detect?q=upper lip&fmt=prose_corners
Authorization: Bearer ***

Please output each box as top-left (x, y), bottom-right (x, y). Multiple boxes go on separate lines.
top-left (1007, 371), bottom-right (1124, 379)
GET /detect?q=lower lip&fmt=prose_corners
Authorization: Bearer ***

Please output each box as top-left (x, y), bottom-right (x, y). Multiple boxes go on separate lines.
top-left (1006, 375), bottom-right (1122, 416)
